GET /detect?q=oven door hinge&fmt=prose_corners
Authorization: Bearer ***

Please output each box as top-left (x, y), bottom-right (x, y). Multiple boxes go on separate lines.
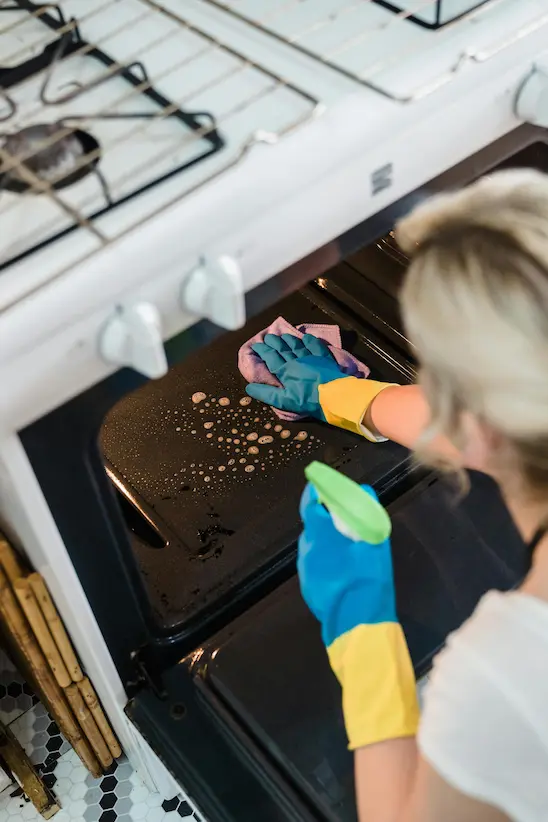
top-left (129, 649), bottom-right (168, 701)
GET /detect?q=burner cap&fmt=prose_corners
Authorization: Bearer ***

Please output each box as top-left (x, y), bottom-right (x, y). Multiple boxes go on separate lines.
top-left (0, 124), bottom-right (100, 193)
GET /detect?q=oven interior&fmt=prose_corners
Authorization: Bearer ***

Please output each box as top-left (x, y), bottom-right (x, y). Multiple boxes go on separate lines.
top-left (21, 140), bottom-right (546, 822)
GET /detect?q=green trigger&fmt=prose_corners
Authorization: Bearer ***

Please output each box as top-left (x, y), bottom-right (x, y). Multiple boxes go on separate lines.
top-left (305, 461), bottom-right (391, 544)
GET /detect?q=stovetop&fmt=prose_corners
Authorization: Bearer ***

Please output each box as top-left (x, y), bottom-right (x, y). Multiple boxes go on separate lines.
top-left (0, 0), bottom-right (542, 301)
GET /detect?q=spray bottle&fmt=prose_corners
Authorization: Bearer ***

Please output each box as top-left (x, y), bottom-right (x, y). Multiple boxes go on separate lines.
top-left (304, 461), bottom-right (391, 544)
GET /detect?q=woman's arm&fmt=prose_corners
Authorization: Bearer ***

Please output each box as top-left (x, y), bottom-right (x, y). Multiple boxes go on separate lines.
top-left (354, 743), bottom-right (510, 822)
top-left (367, 384), bottom-right (461, 461)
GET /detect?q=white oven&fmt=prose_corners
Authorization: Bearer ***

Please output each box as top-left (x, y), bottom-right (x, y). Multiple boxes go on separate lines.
top-left (0, 2), bottom-right (544, 818)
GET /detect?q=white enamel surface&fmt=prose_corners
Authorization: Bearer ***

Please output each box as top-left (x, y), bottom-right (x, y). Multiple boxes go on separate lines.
top-left (515, 57), bottom-right (548, 128)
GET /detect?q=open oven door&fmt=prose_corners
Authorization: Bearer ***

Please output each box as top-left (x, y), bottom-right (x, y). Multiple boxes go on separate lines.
top-left (20, 127), bottom-right (544, 822)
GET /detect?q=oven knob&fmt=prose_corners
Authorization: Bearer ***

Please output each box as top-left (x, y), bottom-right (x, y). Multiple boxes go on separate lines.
top-left (99, 302), bottom-right (168, 379)
top-left (181, 255), bottom-right (246, 330)
top-left (515, 61), bottom-right (548, 127)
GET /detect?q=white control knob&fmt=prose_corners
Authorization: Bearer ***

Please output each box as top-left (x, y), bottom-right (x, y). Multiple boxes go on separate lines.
top-left (100, 302), bottom-right (168, 379)
top-left (515, 61), bottom-right (548, 127)
top-left (181, 255), bottom-right (246, 331)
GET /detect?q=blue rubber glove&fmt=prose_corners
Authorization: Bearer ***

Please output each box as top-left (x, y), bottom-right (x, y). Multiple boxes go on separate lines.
top-left (245, 333), bottom-right (346, 419)
top-left (246, 333), bottom-right (395, 440)
top-left (298, 483), bottom-right (397, 647)
top-left (298, 482), bottom-right (419, 750)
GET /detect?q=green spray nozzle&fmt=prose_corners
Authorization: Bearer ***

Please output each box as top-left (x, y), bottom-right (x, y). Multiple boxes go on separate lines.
top-left (305, 461), bottom-right (391, 544)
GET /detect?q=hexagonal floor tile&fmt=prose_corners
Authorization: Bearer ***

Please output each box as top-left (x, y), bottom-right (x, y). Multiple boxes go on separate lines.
top-left (0, 738), bottom-right (203, 822)
top-left (9, 702), bottom-right (71, 770)
top-left (0, 650), bottom-right (37, 724)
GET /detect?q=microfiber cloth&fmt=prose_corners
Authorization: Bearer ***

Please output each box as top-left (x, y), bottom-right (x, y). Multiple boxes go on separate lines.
top-left (238, 316), bottom-right (370, 421)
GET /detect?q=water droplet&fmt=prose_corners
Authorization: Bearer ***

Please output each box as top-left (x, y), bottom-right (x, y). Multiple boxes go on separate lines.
top-left (219, 397), bottom-right (230, 406)
top-left (259, 435), bottom-right (273, 445)
top-left (192, 392), bottom-right (206, 404)
top-left (239, 397), bottom-right (252, 406)
top-left (228, 459), bottom-right (235, 466)
top-left (218, 437), bottom-right (224, 442)
top-left (246, 432), bottom-right (258, 441)
top-left (248, 446), bottom-right (259, 455)
top-left (191, 430), bottom-right (196, 435)
top-left (274, 425), bottom-right (282, 432)
top-left (231, 429), bottom-right (238, 435)
top-left (264, 423), bottom-right (272, 430)
top-left (295, 431), bottom-right (308, 441)
top-left (218, 465), bottom-right (226, 472)
top-left (227, 438), bottom-right (232, 443)
top-left (234, 439), bottom-right (240, 445)
top-left (204, 422), bottom-right (214, 430)
top-left (206, 433), bottom-right (213, 439)
top-left (245, 465), bottom-right (255, 473)
top-left (204, 476), bottom-right (211, 482)
top-left (176, 427), bottom-right (181, 432)
top-left (280, 430), bottom-right (291, 439)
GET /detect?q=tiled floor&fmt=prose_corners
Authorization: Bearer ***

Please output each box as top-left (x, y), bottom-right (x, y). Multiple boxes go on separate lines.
top-left (0, 651), bottom-right (38, 725)
top-left (0, 650), bottom-right (202, 822)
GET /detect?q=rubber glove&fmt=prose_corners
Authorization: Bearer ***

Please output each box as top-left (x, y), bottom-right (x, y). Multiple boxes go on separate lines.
top-left (298, 482), bottom-right (419, 750)
top-left (246, 333), bottom-right (395, 441)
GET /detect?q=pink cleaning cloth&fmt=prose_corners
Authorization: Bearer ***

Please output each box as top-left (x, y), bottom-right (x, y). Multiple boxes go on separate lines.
top-left (238, 316), bottom-right (370, 421)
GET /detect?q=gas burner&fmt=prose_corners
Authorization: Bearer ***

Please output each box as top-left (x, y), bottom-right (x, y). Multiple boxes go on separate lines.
top-left (0, 1), bottom-right (224, 268)
top-left (0, 123), bottom-right (101, 193)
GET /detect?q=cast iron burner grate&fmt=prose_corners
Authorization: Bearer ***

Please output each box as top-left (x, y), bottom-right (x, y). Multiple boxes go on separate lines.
top-left (0, 0), bottom-right (224, 268)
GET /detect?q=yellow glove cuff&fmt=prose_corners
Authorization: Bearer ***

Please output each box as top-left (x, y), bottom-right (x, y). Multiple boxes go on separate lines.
top-left (327, 623), bottom-right (419, 750)
top-left (318, 378), bottom-right (395, 441)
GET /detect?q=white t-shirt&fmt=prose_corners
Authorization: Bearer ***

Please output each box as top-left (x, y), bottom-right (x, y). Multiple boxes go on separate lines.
top-left (419, 591), bottom-right (548, 822)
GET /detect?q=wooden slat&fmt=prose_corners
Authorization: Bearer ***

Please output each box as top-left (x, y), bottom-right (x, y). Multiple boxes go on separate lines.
top-left (0, 718), bottom-right (58, 817)
top-left (78, 677), bottom-right (122, 759)
top-left (0, 567), bottom-right (102, 777)
top-left (65, 684), bottom-right (113, 770)
top-left (28, 572), bottom-right (83, 682)
top-left (13, 578), bottom-right (71, 688)
top-left (0, 537), bottom-right (24, 583)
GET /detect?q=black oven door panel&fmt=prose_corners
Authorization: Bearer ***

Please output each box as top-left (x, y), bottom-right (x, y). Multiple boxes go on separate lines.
top-left (99, 285), bottom-right (414, 640)
top-left (128, 471), bottom-right (525, 822)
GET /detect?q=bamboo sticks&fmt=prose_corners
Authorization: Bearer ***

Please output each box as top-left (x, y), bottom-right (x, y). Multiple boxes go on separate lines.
top-left (0, 566), bottom-right (102, 777)
top-left (28, 573), bottom-right (83, 683)
top-left (77, 677), bottom-right (122, 759)
top-left (0, 718), bottom-right (59, 818)
top-left (0, 535), bottom-right (122, 784)
top-left (14, 578), bottom-right (71, 688)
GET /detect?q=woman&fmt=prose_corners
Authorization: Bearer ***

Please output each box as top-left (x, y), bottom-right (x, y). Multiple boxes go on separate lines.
top-left (246, 169), bottom-right (548, 821)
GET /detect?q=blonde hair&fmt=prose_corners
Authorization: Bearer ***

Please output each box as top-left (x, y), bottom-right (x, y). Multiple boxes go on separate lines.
top-left (395, 169), bottom-right (548, 500)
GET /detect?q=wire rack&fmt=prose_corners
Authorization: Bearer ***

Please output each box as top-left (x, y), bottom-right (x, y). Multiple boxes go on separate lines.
top-left (202, 0), bottom-right (548, 102)
top-left (0, 0), bottom-right (545, 284)
top-left (0, 0), bottom-right (320, 272)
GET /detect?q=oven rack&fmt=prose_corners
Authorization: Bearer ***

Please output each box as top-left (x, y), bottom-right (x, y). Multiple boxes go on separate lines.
top-left (0, 0), bottom-right (320, 266)
top-left (200, 0), bottom-right (548, 103)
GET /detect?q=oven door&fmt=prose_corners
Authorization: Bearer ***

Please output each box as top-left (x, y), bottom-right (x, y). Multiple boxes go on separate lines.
top-left (20, 126), bottom-right (544, 822)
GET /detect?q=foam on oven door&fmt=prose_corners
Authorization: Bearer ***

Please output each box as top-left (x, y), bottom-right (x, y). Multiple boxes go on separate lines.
top-left (100, 288), bottom-right (412, 632)
top-left (200, 472), bottom-right (525, 821)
